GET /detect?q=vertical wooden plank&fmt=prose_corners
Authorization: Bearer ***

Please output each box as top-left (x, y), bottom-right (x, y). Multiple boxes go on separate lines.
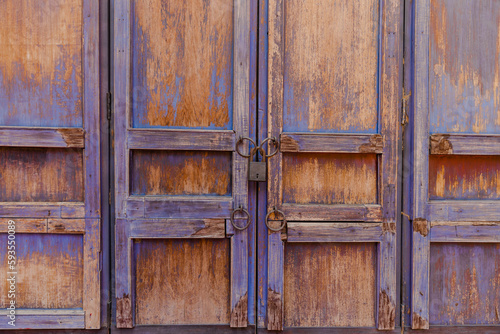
top-left (267, 0), bottom-right (284, 330)
top-left (115, 219), bottom-right (133, 328)
top-left (83, 0), bottom-right (100, 329)
top-left (412, 0), bottom-right (430, 329)
top-left (230, 0), bottom-right (250, 327)
top-left (267, 232), bottom-right (283, 331)
top-left (114, 0), bottom-right (130, 219)
top-left (378, 0), bottom-right (402, 329)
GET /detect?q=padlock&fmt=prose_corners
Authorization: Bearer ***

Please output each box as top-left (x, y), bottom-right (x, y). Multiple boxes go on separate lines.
top-left (248, 147), bottom-right (267, 182)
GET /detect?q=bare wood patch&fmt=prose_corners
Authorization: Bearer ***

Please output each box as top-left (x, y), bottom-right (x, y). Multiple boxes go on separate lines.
top-left (58, 128), bottom-right (85, 148)
top-left (378, 290), bottom-right (395, 330)
top-left (267, 288), bottom-right (282, 331)
top-left (48, 219), bottom-right (85, 234)
top-left (430, 134), bottom-right (453, 154)
top-left (191, 219), bottom-right (226, 238)
top-left (382, 222), bottom-right (396, 234)
top-left (230, 292), bottom-right (248, 327)
top-left (116, 295), bottom-right (133, 328)
top-left (0, 218), bottom-right (46, 233)
top-left (412, 312), bottom-right (429, 329)
top-left (279, 135), bottom-right (299, 152)
top-left (359, 134), bottom-right (384, 153)
top-left (413, 218), bottom-right (429, 237)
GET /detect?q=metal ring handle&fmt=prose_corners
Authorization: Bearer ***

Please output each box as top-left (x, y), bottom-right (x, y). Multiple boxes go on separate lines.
top-left (231, 206), bottom-right (251, 231)
top-left (260, 137), bottom-right (279, 157)
top-left (265, 208), bottom-right (286, 232)
top-left (235, 137), bottom-right (257, 158)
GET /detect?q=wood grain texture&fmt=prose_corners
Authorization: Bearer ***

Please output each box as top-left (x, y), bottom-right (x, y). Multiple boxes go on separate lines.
top-left (427, 200), bottom-right (500, 222)
top-left (287, 223), bottom-right (386, 243)
top-left (128, 129), bottom-right (235, 151)
top-left (0, 313), bottom-right (84, 330)
top-left (0, 148), bottom-right (83, 202)
top-left (283, 153), bottom-right (378, 205)
top-left (430, 134), bottom-right (500, 155)
top-left (135, 239), bottom-right (230, 325)
top-left (283, 0), bottom-right (379, 133)
top-left (0, 203), bottom-right (85, 219)
top-left (131, 0), bottom-right (233, 129)
top-left (0, 234), bottom-right (83, 308)
top-left (47, 219), bottom-right (85, 233)
top-left (0, 127), bottom-right (84, 148)
top-left (129, 219), bottom-right (225, 238)
top-left (284, 243), bottom-right (377, 327)
top-left (0, 218), bottom-right (46, 233)
top-left (429, 155), bottom-right (500, 200)
top-left (430, 0), bottom-right (500, 134)
top-left (430, 243), bottom-right (500, 325)
top-left (142, 196), bottom-right (232, 219)
top-left (430, 222), bottom-right (500, 243)
top-left (0, 0), bottom-right (83, 127)
top-left (131, 150), bottom-right (231, 196)
top-left (282, 203), bottom-right (383, 222)
top-left (280, 133), bottom-right (383, 153)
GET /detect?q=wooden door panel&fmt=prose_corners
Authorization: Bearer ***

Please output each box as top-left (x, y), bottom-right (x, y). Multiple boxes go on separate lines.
top-left (114, 0), bottom-right (251, 329)
top-left (265, 0), bottom-right (402, 330)
top-left (412, 0), bottom-right (500, 329)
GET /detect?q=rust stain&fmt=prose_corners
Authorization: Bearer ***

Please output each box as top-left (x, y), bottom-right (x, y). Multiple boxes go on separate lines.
top-left (58, 128), bottom-right (85, 148)
top-left (230, 292), bottom-right (248, 327)
top-left (131, 151), bottom-right (231, 196)
top-left (412, 312), bottom-right (429, 329)
top-left (279, 135), bottom-right (299, 152)
top-left (378, 290), bottom-right (395, 330)
top-left (359, 134), bottom-right (384, 153)
top-left (0, 0), bottom-right (83, 125)
top-left (413, 218), bottom-right (429, 237)
top-left (284, 0), bottom-right (379, 132)
top-left (134, 0), bottom-right (233, 128)
top-left (267, 288), bottom-right (283, 330)
top-left (116, 294), bottom-right (133, 328)
top-left (283, 153), bottom-right (377, 205)
top-left (430, 134), bottom-right (453, 154)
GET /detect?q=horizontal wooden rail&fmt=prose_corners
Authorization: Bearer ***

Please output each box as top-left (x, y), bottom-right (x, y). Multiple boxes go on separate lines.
top-left (0, 309), bottom-right (84, 329)
top-left (129, 218), bottom-right (225, 238)
top-left (128, 129), bottom-right (235, 151)
top-left (427, 200), bottom-right (500, 221)
top-left (430, 222), bottom-right (500, 243)
top-left (287, 222), bottom-right (393, 242)
top-left (281, 204), bottom-right (383, 221)
top-left (126, 196), bottom-right (233, 219)
top-left (0, 218), bottom-right (85, 233)
top-left (0, 127), bottom-right (84, 148)
top-left (430, 133), bottom-right (500, 155)
top-left (280, 133), bottom-right (383, 153)
top-left (0, 202), bottom-right (85, 218)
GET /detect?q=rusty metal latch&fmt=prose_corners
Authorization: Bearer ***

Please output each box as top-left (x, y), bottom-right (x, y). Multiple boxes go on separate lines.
top-left (230, 206), bottom-right (251, 231)
top-left (236, 136), bottom-right (279, 182)
top-left (265, 207), bottom-right (287, 232)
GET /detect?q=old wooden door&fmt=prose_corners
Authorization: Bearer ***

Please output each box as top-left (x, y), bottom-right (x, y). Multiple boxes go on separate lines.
top-left (411, 0), bottom-right (500, 329)
top-left (0, 0), bottom-right (101, 330)
top-left (262, 0), bottom-right (402, 330)
top-left (113, 0), bottom-right (253, 329)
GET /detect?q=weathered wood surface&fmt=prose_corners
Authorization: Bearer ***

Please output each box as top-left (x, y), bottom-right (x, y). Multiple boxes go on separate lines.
top-left (0, 148), bottom-right (84, 202)
top-left (0, 127), bottom-right (85, 148)
top-left (282, 153), bottom-right (377, 205)
top-left (430, 0), bottom-right (500, 134)
top-left (0, 0), bottom-right (83, 127)
top-left (430, 243), bottom-right (500, 325)
top-left (0, 203), bottom-right (85, 219)
top-left (129, 219), bottom-right (226, 239)
top-left (135, 239), bottom-right (230, 325)
top-left (142, 197), bottom-right (232, 219)
top-left (429, 155), bottom-right (500, 200)
top-left (131, 0), bottom-right (233, 129)
top-left (430, 134), bottom-right (500, 155)
top-left (282, 203), bottom-right (383, 222)
top-left (280, 133), bottom-right (383, 153)
top-left (0, 234), bottom-right (83, 309)
top-left (128, 129), bottom-right (235, 151)
top-left (282, 0), bottom-right (379, 133)
top-left (284, 243), bottom-right (377, 327)
top-left (430, 222), bottom-right (500, 243)
top-left (427, 201), bottom-right (500, 222)
top-left (47, 219), bottom-right (85, 234)
top-left (287, 223), bottom-right (386, 243)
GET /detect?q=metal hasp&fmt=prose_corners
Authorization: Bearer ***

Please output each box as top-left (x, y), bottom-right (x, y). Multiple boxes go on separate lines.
top-left (236, 136), bottom-right (279, 182)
